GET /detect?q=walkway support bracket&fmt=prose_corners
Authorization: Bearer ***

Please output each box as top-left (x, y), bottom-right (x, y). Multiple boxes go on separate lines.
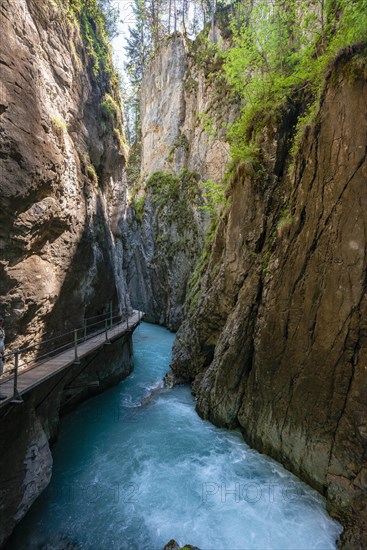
top-left (73, 329), bottom-right (80, 364)
top-left (104, 320), bottom-right (111, 345)
top-left (11, 350), bottom-right (23, 404)
top-left (109, 301), bottom-right (113, 329)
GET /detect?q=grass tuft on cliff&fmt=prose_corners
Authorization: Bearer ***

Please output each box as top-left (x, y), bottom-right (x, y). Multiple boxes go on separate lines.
top-left (67, 0), bottom-right (118, 86)
top-left (222, 0), bottom-right (367, 167)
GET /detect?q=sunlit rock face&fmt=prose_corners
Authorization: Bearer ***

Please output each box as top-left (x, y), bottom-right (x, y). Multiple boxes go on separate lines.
top-left (140, 33), bottom-right (236, 184)
top-left (140, 36), bottom-right (188, 178)
top-left (125, 34), bottom-right (238, 330)
top-left (0, 0), bottom-right (130, 352)
top-left (171, 48), bottom-right (367, 547)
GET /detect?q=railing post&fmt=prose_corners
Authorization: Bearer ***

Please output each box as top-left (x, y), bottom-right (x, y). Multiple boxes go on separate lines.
top-left (109, 301), bottom-right (113, 329)
top-left (10, 349), bottom-right (23, 403)
top-left (13, 351), bottom-right (18, 393)
top-left (105, 319), bottom-right (109, 342)
top-left (74, 329), bottom-right (80, 363)
top-left (83, 319), bottom-right (87, 341)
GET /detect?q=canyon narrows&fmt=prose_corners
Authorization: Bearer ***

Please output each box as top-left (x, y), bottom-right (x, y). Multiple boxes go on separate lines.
top-left (1, 0), bottom-right (366, 548)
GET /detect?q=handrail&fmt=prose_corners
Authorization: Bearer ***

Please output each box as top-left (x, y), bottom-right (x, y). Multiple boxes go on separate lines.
top-left (3, 312), bottom-right (123, 368)
top-left (0, 305), bottom-right (143, 402)
top-left (5, 309), bottom-right (121, 359)
top-left (3, 307), bottom-right (121, 360)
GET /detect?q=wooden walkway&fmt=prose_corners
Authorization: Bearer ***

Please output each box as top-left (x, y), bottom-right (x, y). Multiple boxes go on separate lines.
top-left (0, 311), bottom-right (142, 409)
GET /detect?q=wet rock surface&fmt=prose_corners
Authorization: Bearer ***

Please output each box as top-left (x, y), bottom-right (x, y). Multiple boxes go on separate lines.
top-left (162, 540), bottom-right (201, 550)
top-left (171, 49), bottom-right (367, 546)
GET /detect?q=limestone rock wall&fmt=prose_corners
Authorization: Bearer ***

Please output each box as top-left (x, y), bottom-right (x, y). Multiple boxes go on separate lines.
top-left (125, 171), bottom-right (206, 330)
top-left (0, 0), bottom-right (130, 352)
top-left (126, 33), bottom-right (237, 330)
top-left (170, 48), bottom-right (367, 546)
top-left (140, 33), bottom-right (235, 183)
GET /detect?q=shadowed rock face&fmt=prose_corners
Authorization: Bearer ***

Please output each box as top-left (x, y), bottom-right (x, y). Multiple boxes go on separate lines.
top-left (0, 0), bottom-right (129, 351)
top-left (0, 1), bottom-right (132, 545)
top-left (171, 49), bottom-right (367, 546)
top-left (0, 332), bottom-right (134, 548)
top-left (124, 173), bottom-right (206, 331)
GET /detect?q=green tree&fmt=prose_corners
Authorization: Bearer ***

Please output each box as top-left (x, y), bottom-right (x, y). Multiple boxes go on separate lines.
top-left (223, 0), bottom-right (367, 163)
top-left (98, 0), bottom-right (120, 39)
top-left (125, 0), bottom-right (153, 88)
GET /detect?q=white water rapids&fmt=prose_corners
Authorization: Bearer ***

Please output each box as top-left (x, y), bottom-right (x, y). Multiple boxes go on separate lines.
top-left (6, 323), bottom-right (342, 550)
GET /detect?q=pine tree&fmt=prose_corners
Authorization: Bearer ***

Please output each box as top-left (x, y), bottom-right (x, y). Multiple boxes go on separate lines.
top-left (125, 0), bottom-right (152, 88)
top-left (97, 0), bottom-right (120, 39)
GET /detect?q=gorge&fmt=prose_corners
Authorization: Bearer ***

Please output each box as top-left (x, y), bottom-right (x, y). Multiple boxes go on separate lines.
top-left (0, 0), bottom-right (366, 548)
top-left (5, 323), bottom-right (342, 550)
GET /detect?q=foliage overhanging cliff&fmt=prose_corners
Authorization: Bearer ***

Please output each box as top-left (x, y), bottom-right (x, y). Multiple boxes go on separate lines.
top-left (163, 1), bottom-right (367, 547)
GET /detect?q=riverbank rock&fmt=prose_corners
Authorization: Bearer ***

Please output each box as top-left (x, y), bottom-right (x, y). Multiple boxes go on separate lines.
top-left (162, 540), bottom-right (201, 550)
top-left (170, 46), bottom-right (367, 546)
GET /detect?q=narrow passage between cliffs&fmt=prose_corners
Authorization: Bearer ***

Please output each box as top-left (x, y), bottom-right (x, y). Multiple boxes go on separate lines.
top-left (6, 323), bottom-right (342, 550)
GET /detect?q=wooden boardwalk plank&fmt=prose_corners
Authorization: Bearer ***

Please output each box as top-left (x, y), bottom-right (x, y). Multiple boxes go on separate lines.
top-left (0, 312), bottom-right (142, 408)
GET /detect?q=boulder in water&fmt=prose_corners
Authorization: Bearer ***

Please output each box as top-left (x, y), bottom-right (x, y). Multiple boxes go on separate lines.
top-left (162, 540), bottom-right (201, 550)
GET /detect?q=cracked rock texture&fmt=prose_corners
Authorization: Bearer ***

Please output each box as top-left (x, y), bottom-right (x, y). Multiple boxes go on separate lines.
top-left (0, 0), bottom-right (132, 546)
top-left (171, 48), bottom-right (367, 546)
top-left (0, 0), bottom-right (130, 352)
top-left (140, 33), bottom-right (235, 182)
top-left (125, 34), bottom-right (237, 330)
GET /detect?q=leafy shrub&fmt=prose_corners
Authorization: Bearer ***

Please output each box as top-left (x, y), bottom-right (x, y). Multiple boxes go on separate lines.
top-left (223, 0), bottom-right (367, 165)
top-left (133, 196), bottom-right (145, 223)
top-left (200, 179), bottom-right (229, 217)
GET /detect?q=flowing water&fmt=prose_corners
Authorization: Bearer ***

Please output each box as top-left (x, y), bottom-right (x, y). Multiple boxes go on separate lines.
top-left (7, 323), bottom-right (342, 550)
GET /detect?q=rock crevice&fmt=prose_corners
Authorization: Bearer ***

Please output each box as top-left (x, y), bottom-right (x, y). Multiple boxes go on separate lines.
top-left (171, 48), bottom-right (367, 546)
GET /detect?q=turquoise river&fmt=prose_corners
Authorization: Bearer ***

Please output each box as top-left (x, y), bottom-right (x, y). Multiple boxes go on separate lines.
top-left (6, 322), bottom-right (342, 549)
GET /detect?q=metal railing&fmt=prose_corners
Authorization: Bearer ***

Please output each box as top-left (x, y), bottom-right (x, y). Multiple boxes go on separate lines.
top-left (0, 305), bottom-right (143, 404)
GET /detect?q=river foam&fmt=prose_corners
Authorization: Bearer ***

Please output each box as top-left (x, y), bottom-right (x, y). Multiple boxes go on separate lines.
top-left (6, 323), bottom-right (342, 550)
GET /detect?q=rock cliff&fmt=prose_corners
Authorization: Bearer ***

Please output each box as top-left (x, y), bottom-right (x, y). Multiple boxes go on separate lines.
top-left (140, 33), bottom-right (234, 182)
top-left (124, 34), bottom-right (237, 330)
top-left (0, 0), bottom-right (133, 545)
top-left (171, 47), bottom-right (367, 546)
top-left (0, 0), bottom-right (130, 352)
